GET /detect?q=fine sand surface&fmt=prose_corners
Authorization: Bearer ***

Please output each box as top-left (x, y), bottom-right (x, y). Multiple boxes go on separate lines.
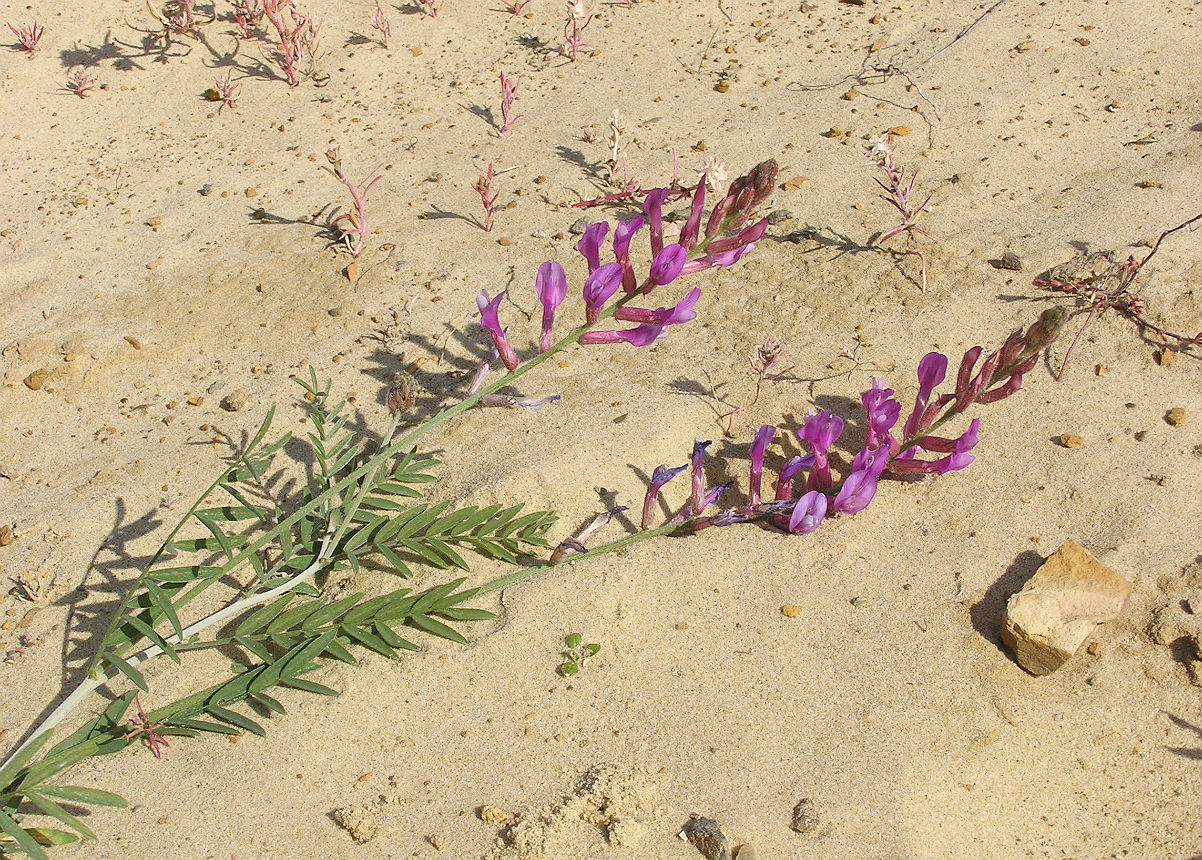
top-left (1, 0), bottom-right (1199, 857)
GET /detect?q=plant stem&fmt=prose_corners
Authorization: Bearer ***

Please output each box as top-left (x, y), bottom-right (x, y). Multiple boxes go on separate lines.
top-left (0, 222), bottom-right (740, 772)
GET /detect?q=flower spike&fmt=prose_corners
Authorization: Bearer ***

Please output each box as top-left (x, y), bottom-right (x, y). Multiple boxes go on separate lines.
top-left (642, 463), bottom-right (687, 529)
top-left (577, 221), bottom-right (610, 273)
top-left (582, 262), bottom-right (624, 325)
top-left (476, 289), bottom-right (519, 370)
top-left (535, 261), bottom-right (567, 353)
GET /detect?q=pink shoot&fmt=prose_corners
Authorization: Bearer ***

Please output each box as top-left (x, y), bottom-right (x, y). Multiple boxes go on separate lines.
top-left (865, 133), bottom-right (936, 291)
top-left (213, 69), bottom-right (240, 112)
top-left (419, 0), bottom-right (439, 18)
top-left (563, 0), bottom-right (593, 61)
top-left (64, 67), bottom-right (98, 98)
top-left (6, 20), bottom-right (44, 55)
top-left (260, 0), bottom-right (320, 87)
top-left (122, 695), bottom-right (170, 759)
top-left (720, 338), bottom-right (794, 435)
top-left (473, 163), bottom-right (498, 233)
top-left (499, 72), bottom-right (522, 137)
top-left (324, 146), bottom-right (384, 258)
top-left (370, 0), bottom-right (390, 48)
top-left (499, 0), bottom-right (532, 13)
top-left (231, 0), bottom-right (265, 37)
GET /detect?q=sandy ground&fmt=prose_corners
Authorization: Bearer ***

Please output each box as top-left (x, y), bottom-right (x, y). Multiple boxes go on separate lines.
top-left (1, 0), bottom-right (1200, 857)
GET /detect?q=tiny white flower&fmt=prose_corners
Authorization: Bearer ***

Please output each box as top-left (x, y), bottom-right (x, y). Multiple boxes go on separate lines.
top-left (697, 155), bottom-right (728, 193)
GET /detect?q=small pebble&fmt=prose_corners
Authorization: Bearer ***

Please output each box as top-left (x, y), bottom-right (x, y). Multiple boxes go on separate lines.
top-left (781, 604), bottom-right (803, 618)
top-left (569, 219), bottom-right (588, 235)
top-left (124, 335), bottom-right (142, 350)
top-left (187, 396), bottom-right (204, 406)
top-left (344, 261), bottom-right (358, 282)
top-left (781, 176), bottom-right (809, 191)
top-left (1165, 407), bottom-right (1185, 426)
top-left (886, 125), bottom-right (911, 137)
top-left (478, 804), bottom-right (511, 826)
top-left (0, 524), bottom-right (12, 547)
top-left (1135, 178), bottom-right (1162, 189)
top-left (1058, 433), bottom-right (1084, 448)
top-left (145, 216), bottom-right (162, 230)
top-left (680, 816), bottom-right (730, 860)
top-left (766, 209), bottom-right (793, 225)
top-left (199, 184), bottom-right (213, 196)
top-left (23, 369), bottom-right (48, 391)
top-left (220, 390), bottom-right (248, 412)
top-left (245, 187), bottom-right (258, 198)
top-left (841, 89), bottom-right (860, 100)
top-left (1154, 347), bottom-right (1173, 367)
top-left (991, 251), bottom-right (1023, 271)
top-left (733, 844), bottom-right (758, 860)
top-left (790, 798), bottom-right (820, 834)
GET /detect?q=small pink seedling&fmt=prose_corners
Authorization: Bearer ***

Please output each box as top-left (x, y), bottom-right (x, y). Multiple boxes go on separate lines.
top-left (231, 0), bottom-right (265, 36)
top-left (324, 146), bottom-right (384, 258)
top-left (261, 0), bottom-right (321, 86)
top-left (212, 69), bottom-right (240, 112)
top-left (720, 338), bottom-right (794, 435)
top-left (473, 163), bottom-right (498, 233)
top-left (563, 0), bottom-right (593, 61)
top-left (498, 72), bottom-right (522, 137)
top-left (865, 133), bottom-right (936, 291)
top-left (64, 67), bottom-right (98, 98)
top-left (6, 20), bottom-right (44, 55)
top-left (498, 0), bottom-right (532, 13)
top-left (370, 0), bottom-right (390, 47)
top-left (418, 0), bottom-right (440, 17)
top-left (122, 695), bottom-right (170, 759)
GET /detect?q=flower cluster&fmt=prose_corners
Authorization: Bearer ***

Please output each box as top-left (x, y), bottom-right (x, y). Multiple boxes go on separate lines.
top-left (474, 160), bottom-right (777, 379)
top-left (638, 308), bottom-right (1068, 536)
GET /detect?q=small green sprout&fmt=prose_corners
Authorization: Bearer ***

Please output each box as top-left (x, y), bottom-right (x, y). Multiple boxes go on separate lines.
top-left (558, 632), bottom-right (600, 676)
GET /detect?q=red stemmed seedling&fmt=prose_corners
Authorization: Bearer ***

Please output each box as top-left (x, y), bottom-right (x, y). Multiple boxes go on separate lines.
top-left (122, 695), bottom-right (171, 759)
top-left (324, 146), bottom-right (384, 258)
top-left (6, 20), bottom-right (44, 55)
top-left (473, 163), bottom-right (498, 233)
top-left (865, 133), bottom-right (936, 291)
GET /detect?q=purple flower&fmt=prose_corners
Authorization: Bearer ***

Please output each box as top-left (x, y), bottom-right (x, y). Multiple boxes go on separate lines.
top-left (800, 409), bottom-right (844, 492)
top-left (535, 261), bottom-right (567, 353)
top-left (902, 352), bottom-right (948, 440)
top-left (678, 242), bottom-right (755, 277)
top-left (614, 287), bottom-right (700, 327)
top-left (576, 221), bottom-right (610, 273)
top-left (582, 261), bottom-right (623, 324)
top-left (647, 243), bottom-right (686, 289)
top-left (689, 439), bottom-right (710, 515)
top-left (851, 443), bottom-right (890, 479)
top-left (861, 378), bottom-right (901, 450)
top-left (831, 469), bottom-right (877, 515)
top-left (748, 424), bottom-right (776, 506)
top-left (642, 187), bottom-right (669, 257)
top-left (642, 463), bottom-right (687, 530)
top-left (702, 218), bottom-right (768, 255)
top-left (679, 177), bottom-right (707, 250)
top-left (578, 324), bottom-right (665, 347)
top-left (889, 418), bottom-right (979, 475)
top-left (773, 454), bottom-right (814, 501)
top-left (788, 490), bottom-right (828, 535)
top-left (698, 480), bottom-right (733, 512)
top-left (476, 289), bottom-right (519, 371)
top-left (613, 215), bottom-right (645, 292)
